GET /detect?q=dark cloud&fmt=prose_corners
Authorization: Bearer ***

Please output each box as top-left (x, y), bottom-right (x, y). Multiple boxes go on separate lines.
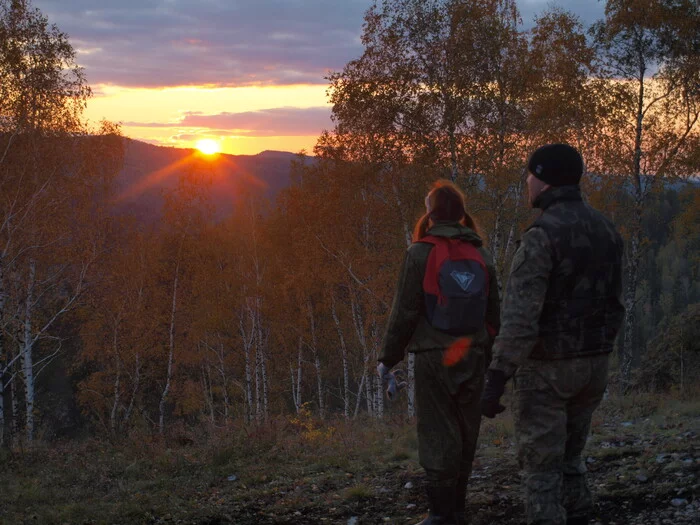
top-left (33, 1), bottom-right (606, 88)
top-left (124, 106), bottom-right (332, 136)
top-left (34, 0), bottom-right (369, 87)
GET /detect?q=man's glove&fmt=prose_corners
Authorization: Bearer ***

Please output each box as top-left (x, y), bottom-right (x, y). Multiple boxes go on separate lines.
top-left (377, 363), bottom-right (407, 400)
top-left (481, 369), bottom-right (507, 418)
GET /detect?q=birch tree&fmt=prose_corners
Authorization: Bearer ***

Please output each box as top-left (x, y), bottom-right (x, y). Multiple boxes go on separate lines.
top-left (591, 0), bottom-right (700, 383)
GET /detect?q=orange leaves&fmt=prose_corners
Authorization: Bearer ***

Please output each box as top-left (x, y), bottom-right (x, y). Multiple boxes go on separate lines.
top-left (442, 337), bottom-right (472, 367)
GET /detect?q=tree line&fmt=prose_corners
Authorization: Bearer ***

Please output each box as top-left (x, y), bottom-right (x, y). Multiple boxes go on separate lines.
top-left (0, 0), bottom-right (698, 444)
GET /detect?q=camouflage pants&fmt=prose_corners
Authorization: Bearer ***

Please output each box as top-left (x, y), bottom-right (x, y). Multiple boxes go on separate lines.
top-left (513, 354), bottom-right (609, 525)
top-left (414, 347), bottom-right (485, 486)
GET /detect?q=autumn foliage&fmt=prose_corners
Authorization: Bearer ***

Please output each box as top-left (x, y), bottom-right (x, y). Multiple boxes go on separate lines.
top-left (0, 0), bottom-right (698, 443)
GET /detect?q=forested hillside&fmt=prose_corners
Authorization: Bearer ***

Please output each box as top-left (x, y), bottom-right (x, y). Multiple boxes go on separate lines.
top-left (1, 0), bottom-right (698, 447)
top-left (114, 139), bottom-right (302, 222)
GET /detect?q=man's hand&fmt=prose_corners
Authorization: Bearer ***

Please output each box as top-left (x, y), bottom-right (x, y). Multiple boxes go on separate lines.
top-left (481, 369), bottom-right (507, 418)
top-left (377, 363), bottom-right (407, 400)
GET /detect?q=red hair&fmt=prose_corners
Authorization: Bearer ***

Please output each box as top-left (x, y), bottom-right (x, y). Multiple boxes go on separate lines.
top-left (412, 180), bottom-right (481, 242)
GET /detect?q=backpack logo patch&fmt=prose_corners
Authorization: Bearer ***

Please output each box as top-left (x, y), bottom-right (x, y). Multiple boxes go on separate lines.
top-left (450, 270), bottom-right (475, 292)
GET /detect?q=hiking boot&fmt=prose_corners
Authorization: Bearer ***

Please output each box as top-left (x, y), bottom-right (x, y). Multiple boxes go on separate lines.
top-left (454, 475), bottom-right (468, 525)
top-left (414, 485), bottom-right (457, 525)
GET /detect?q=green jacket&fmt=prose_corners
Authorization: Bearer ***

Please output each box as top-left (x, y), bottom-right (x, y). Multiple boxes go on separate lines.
top-left (378, 222), bottom-right (501, 369)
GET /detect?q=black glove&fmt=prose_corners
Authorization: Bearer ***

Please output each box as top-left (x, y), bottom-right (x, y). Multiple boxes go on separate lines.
top-left (481, 369), bottom-right (507, 418)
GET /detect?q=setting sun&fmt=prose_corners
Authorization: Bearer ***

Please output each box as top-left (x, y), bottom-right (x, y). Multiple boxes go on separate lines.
top-left (196, 139), bottom-right (220, 155)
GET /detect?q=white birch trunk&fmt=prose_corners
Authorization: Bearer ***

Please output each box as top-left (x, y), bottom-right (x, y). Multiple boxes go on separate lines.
top-left (203, 364), bottom-right (215, 424)
top-left (307, 301), bottom-right (324, 418)
top-left (407, 353), bottom-right (415, 417)
top-left (11, 368), bottom-right (19, 439)
top-left (260, 342), bottom-right (269, 422)
top-left (239, 309), bottom-right (254, 423)
top-left (490, 206), bottom-right (502, 267)
top-left (110, 321), bottom-right (121, 433)
top-left (393, 191), bottom-right (415, 418)
top-left (124, 353), bottom-right (140, 424)
top-left (23, 258), bottom-right (36, 442)
top-left (253, 298), bottom-right (268, 422)
top-left (0, 257), bottom-right (5, 445)
top-left (621, 217), bottom-right (641, 384)
top-left (291, 336), bottom-right (303, 413)
top-left (354, 372), bottom-right (366, 419)
top-left (621, 69), bottom-right (646, 386)
top-left (254, 339), bottom-right (261, 423)
top-left (503, 177), bottom-right (524, 267)
top-left (216, 342), bottom-right (230, 421)
top-left (260, 328), bottom-right (269, 422)
top-left (350, 288), bottom-right (373, 416)
top-left (365, 369), bottom-right (374, 417)
top-left (330, 295), bottom-right (350, 419)
top-left (371, 321), bottom-right (383, 418)
top-left (159, 259), bottom-right (179, 434)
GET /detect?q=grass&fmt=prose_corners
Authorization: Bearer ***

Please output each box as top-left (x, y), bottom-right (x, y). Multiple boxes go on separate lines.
top-left (343, 483), bottom-right (374, 501)
top-left (1, 395), bottom-right (698, 524)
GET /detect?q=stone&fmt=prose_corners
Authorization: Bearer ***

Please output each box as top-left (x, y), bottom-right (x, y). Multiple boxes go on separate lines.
top-left (636, 473), bottom-right (649, 483)
top-left (404, 481), bottom-right (414, 489)
top-left (671, 499), bottom-right (688, 508)
top-left (406, 503), bottom-right (417, 509)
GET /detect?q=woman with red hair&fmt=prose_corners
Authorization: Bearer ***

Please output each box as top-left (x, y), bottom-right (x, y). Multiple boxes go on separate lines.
top-left (378, 181), bottom-right (501, 525)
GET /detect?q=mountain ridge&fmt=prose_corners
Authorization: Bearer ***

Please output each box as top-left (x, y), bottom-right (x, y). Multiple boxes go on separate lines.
top-left (115, 138), bottom-right (306, 221)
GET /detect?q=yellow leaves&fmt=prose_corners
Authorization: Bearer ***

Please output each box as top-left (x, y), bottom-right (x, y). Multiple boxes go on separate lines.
top-left (288, 403), bottom-right (336, 445)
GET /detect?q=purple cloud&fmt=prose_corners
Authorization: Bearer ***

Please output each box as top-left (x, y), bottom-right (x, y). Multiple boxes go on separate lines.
top-left (179, 107), bottom-right (332, 136)
top-left (33, 0), bottom-right (369, 87)
top-left (123, 106), bottom-right (332, 136)
top-left (33, 1), bottom-right (606, 89)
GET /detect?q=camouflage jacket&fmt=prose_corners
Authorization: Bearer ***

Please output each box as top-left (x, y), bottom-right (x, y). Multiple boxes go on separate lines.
top-left (490, 185), bottom-right (625, 378)
top-left (378, 222), bottom-right (501, 369)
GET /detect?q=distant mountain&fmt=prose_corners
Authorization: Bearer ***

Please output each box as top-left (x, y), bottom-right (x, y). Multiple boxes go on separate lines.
top-left (114, 139), bottom-right (307, 222)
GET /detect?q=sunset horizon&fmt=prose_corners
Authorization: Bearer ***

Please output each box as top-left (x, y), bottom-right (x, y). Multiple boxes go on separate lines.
top-left (33, 0), bottom-right (606, 155)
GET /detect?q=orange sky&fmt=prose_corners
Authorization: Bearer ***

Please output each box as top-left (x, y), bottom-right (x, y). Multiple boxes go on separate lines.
top-left (39, 0), bottom-right (604, 156)
top-left (84, 84), bottom-right (332, 155)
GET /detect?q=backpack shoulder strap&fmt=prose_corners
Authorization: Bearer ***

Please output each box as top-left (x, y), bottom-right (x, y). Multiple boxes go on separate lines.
top-left (420, 236), bottom-right (449, 297)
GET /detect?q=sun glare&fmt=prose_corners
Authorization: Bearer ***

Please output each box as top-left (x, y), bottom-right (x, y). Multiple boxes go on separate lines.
top-left (196, 139), bottom-right (220, 155)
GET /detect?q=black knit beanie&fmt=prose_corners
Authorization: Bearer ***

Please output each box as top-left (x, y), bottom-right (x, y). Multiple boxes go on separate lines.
top-left (527, 143), bottom-right (584, 186)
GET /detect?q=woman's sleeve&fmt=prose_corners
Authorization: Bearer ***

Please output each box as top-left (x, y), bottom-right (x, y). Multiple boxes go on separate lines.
top-left (378, 244), bottom-right (426, 369)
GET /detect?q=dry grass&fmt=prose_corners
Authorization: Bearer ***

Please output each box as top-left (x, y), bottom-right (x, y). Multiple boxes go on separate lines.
top-left (1, 392), bottom-right (698, 524)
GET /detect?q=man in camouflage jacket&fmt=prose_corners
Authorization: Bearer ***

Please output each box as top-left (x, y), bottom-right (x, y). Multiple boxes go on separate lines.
top-left (481, 144), bottom-right (625, 525)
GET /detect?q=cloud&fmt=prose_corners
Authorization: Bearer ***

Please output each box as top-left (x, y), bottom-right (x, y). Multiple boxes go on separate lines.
top-left (179, 107), bottom-right (332, 136)
top-left (34, 0), bottom-right (369, 88)
top-left (34, 1), bottom-right (606, 89)
top-left (123, 106), bottom-right (332, 136)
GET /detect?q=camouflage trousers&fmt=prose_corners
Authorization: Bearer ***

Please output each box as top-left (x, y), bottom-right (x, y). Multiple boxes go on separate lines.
top-left (414, 347), bottom-right (485, 486)
top-left (513, 354), bottom-right (609, 525)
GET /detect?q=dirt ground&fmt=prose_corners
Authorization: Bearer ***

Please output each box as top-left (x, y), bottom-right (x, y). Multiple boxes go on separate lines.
top-left (1, 396), bottom-right (698, 524)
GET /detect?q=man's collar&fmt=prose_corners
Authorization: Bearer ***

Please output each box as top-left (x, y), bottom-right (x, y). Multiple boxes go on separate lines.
top-left (533, 185), bottom-right (582, 210)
